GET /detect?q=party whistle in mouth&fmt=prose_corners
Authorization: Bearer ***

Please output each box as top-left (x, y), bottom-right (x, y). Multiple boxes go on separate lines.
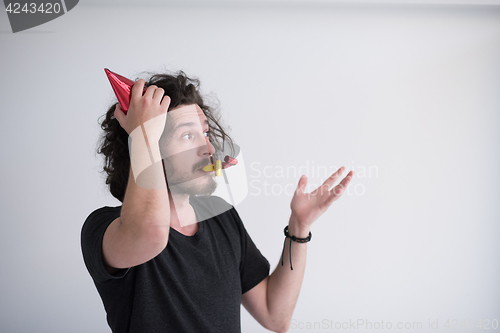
top-left (202, 156), bottom-right (238, 176)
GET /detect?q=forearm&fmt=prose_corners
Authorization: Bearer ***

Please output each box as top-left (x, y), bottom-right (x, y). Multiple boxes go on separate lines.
top-left (103, 131), bottom-right (170, 269)
top-left (121, 164), bottom-right (170, 231)
top-left (248, 169), bottom-right (353, 332)
top-left (120, 125), bottom-right (170, 230)
top-left (266, 218), bottom-right (310, 329)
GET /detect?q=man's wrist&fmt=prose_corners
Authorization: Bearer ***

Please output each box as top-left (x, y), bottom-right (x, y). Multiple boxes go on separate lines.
top-left (128, 127), bottom-right (163, 184)
top-left (287, 217), bottom-right (310, 239)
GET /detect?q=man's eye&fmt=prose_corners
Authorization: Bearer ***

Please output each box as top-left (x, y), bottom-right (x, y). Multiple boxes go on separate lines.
top-left (182, 133), bottom-right (192, 140)
top-left (204, 131), bottom-right (210, 137)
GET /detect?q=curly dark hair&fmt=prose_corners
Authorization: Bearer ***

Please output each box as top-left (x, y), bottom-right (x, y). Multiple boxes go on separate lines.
top-left (96, 70), bottom-right (234, 202)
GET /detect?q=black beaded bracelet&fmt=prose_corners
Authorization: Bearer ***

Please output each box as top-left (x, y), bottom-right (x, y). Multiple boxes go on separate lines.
top-left (281, 226), bottom-right (312, 270)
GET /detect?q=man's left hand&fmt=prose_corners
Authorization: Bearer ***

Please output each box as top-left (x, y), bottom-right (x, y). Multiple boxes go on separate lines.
top-left (289, 166), bottom-right (354, 233)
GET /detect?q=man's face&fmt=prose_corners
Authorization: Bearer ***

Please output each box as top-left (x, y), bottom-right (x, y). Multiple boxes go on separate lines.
top-left (159, 104), bottom-right (217, 196)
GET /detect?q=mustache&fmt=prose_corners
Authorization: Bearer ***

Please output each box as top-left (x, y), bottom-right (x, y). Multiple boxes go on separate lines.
top-left (192, 158), bottom-right (212, 172)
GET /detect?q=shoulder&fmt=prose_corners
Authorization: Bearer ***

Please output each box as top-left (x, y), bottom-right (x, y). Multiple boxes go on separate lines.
top-left (83, 205), bottom-right (122, 225)
top-left (81, 206), bottom-right (122, 239)
top-left (86, 206), bottom-right (121, 218)
top-left (81, 206), bottom-right (127, 283)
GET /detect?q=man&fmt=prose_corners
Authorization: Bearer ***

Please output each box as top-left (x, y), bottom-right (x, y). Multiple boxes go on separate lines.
top-left (81, 71), bottom-right (353, 333)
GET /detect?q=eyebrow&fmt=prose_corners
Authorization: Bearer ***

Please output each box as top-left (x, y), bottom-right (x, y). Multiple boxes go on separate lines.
top-left (173, 119), bottom-right (209, 132)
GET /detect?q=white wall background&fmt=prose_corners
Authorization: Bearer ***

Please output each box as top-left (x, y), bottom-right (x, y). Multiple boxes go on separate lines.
top-left (1, 1), bottom-right (499, 332)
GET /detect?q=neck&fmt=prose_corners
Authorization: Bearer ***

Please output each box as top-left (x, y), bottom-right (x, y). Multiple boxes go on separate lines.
top-left (169, 192), bottom-right (199, 235)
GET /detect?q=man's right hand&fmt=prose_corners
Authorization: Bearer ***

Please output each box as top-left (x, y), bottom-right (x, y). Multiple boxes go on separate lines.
top-left (113, 79), bottom-right (170, 142)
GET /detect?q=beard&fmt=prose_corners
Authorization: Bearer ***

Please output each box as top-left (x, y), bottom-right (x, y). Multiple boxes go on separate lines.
top-left (163, 158), bottom-right (218, 196)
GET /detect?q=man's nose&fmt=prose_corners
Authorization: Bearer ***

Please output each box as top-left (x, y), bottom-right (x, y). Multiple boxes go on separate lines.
top-left (199, 136), bottom-right (215, 157)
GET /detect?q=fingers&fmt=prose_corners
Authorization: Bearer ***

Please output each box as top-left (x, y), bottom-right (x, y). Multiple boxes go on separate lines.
top-left (114, 103), bottom-right (125, 123)
top-left (295, 175), bottom-right (308, 194)
top-left (152, 87), bottom-right (165, 104)
top-left (131, 80), bottom-right (170, 112)
top-left (329, 170), bottom-right (354, 197)
top-left (131, 79), bottom-right (159, 101)
top-left (134, 81), bottom-right (169, 107)
top-left (131, 79), bottom-right (146, 100)
top-left (160, 95), bottom-right (171, 112)
top-left (321, 166), bottom-right (345, 190)
top-left (143, 84), bottom-right (158, 100)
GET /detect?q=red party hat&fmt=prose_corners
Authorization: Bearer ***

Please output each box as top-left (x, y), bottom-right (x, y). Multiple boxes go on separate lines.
top-left (104, 68), bottom-right (146, 114)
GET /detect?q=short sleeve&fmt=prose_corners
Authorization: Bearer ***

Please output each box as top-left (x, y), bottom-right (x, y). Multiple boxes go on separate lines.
top-left (231, 209), bottom-right (270, 294)
top-left (81, 206), bottom-right (129, 283)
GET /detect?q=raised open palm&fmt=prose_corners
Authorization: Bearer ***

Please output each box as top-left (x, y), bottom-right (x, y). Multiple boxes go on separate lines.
top-left (290, 166), bottom-right (354, 229)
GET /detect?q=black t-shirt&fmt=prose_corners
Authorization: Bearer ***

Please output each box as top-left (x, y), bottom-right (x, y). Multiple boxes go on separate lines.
top-left (81, 196), bottom-right (270, 333)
